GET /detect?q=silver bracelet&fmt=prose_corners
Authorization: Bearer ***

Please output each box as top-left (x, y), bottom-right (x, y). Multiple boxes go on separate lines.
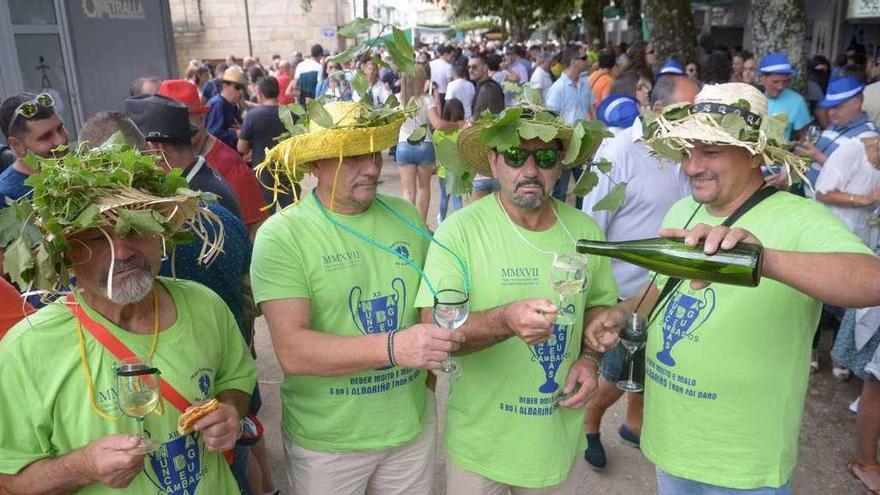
top-left (579, 349), bottom-right (603, 372)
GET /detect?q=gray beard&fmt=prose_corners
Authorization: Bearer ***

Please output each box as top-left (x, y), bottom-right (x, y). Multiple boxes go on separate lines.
top-left (511, 191), bottom-right (548, 211)
top-left (102, 270), bottom-right (154, 305)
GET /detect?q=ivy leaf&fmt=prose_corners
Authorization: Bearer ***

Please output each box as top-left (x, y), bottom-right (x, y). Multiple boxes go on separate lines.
top-left (518, 121), bottom-right (557, 142)
top-left (572, 170), bottom-right (600, 197)
top-left (289, 103), bottom-right (306, 116)
top-left (34, 243), bottom-right (56, 291)
top-left (593, 159), bottom-right (613, 173)
top-left (407, 126), bottom-right (426, 144)
top-left (116, 209), bottom-right (165, 237)
top-left (0, 202), bottom-right (33, 247)
top-left (307, 100), bottom-right (335, 129)
top-left (278, 105), bottom-right (296, 134)
top-left (350, 70), bottom-right (368, 101)
top-left (4, 237), bottom-right (34, 289)
top-left (337, 17), bottom-right (378, 38)
top-left (480, 108), bottom-right (523, 152)
top-left (592, 182), bottom-right (628, 211)
top-left (563, 121), bottom-right (586, 165)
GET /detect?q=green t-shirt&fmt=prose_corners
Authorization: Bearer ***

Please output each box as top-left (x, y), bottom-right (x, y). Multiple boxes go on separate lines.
top-left (250, 192), bottom-right (430, 451)
top-left (642, 192), bottom-right (873, 489)
top-left (414, 194), bottom-right (619, 488)
top-left (0, 277), bottom-right (257, 494)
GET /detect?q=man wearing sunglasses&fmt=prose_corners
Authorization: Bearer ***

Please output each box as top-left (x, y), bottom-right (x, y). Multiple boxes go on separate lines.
top-left (0, 92), bottom-right (69, 207)
top-left (415, 110), bottom-right (618, 494)
top-left (206, 67), bottom-right (245, 150)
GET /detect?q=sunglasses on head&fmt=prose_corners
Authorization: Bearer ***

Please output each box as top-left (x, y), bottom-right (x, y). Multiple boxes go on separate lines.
top-left (8, 92), bottom-right (55, 135)
top-left (500, 146), bottom-right (561, 169)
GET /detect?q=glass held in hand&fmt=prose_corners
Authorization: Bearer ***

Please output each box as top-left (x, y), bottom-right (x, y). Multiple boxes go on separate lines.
top-left (548, 252), bottom-right (587, 326)
top-left (805, 124), bottom-right (821, 145)
top-left (617, 313), bottom-right (647, 393)
top-left (116, 356), bottom-right (162, 454)
top-left (432, 277), bottom-right (469, 377)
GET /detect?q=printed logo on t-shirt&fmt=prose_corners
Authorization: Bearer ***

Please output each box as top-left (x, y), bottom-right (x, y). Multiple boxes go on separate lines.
top-left (145, 433), bottom-right (206, 495)
top-left (645, 288), bottom-right (719, 401)
top-left (189, 368), bottom-right (215, 402)
top-left (349, 277), bottom-right (406, 336)
top-left (500, 266), bottom-right (540, 286)
top-left (96, 386), bottom-right (120, 415)
top-left (322, 249), bottom-right (363, 272)
top-left (390, 241), bottom-right (412, 266)
top-left (497, 307), bottom-right (574, 417)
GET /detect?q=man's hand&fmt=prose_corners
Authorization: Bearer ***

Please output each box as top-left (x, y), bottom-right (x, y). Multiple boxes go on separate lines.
top-left (795, 141), bottom-right (826, 164)
top-left (660, 223), bottom-right (762, 290)
top-left (194, 401), bottom-right (241, 453)
top-left (557, 357), bottom-right (599, 409)
top-left (80, 435), bottom-right (146, 488)
top-left (501, 299), bottom-right (557, 345)
top-left (765, 170), bottom-right (789, 188)
top-left (584, 307), bottom-right (625, 352)
top-left (393, 323), bottom-right (465, 369)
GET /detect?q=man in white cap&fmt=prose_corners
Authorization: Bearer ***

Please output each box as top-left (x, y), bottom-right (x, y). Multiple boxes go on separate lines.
top-left (586, 82), bottom-right (880, 494)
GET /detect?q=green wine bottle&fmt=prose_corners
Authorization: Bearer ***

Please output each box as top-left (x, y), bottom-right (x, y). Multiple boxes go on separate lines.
top-left (576, 238), bottom-right (763, 287)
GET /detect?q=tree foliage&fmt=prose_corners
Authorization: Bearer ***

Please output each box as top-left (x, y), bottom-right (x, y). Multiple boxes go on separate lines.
top-left (749, 0), bottom-right (807, 93)
top-left (643, 0), bottom-right (696, 65)
top-left (450, 0), bottom-right (580, 41)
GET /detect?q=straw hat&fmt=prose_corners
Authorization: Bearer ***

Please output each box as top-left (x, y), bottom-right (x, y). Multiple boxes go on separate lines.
top-left (0, 135), bottom-right (222, 296)
top-left (220, 67), bottom-right (246, 86)
top-left (645, 82), bottom-right (808, 184)
top-left (255, 101), bottom-right (406, 200)
top-left (456, 107), bottom-right (607, 177)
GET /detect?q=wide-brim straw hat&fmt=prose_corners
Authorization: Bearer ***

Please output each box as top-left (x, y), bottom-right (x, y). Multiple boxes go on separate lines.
top-left (646, 82), bottom-right (809, 185)
top-left (221, 67), bottom-right (247, 85)
top-left (456, 114), bottom-right (601, 177)
top-left (256, 101), bottom-right (405, 202)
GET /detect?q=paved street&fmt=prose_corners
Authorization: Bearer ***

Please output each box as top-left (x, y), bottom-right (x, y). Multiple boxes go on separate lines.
top-left (252, 156), bottom-right (866, 494)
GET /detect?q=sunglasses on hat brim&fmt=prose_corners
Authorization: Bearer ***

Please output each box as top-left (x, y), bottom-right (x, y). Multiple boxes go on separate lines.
top-left (498, 147), bottom-right (561, 169)
top-left (8, 92), bottom-right (55, 135)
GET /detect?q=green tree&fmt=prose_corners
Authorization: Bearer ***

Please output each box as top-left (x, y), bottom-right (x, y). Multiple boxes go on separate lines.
top-left (580, 0), bottom-right (605, 43)
top-left (450, 0), bottom-right (579, 42)
top-left (749, 0), bottom-right (807, 92)
top-left (643, 0), bottom-right (696, 65)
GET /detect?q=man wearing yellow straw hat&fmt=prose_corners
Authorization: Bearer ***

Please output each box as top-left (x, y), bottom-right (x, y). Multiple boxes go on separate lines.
top-left (585, 82), bottom-right (880, 493)
top-left (251, 100), bottom-right (464, 494)
top-left (414, 106), bottom-right (619, 493)
top-left (0, 143), bottom-right (256, 494)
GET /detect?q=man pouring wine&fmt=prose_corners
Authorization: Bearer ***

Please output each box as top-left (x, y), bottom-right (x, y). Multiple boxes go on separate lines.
top-left (585, 82), bottom-right (880, 494)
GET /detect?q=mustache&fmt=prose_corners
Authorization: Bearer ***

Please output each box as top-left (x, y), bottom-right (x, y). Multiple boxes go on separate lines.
top-left (691, 172), bottom-right (718, 181)
top-left (515, 177), bottom-right (546, 190)
top-left (103, 256), bottom-right (151, 278)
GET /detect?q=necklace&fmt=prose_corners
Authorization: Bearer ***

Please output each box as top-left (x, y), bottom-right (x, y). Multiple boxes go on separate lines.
top-left (495, 193), bottom-right (577, 256)
top-left (76, 287), bottom-right (161, 420)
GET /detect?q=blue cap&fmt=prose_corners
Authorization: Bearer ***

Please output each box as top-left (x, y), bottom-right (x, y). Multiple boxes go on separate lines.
top-left (597, 94), bottom-right (640, 129)
top-left (656, 60), bottom-right (685, 78)
top-left (758, 52), bottom-right (794, 75)
top-left (819, 76), bottom-right (865, 108)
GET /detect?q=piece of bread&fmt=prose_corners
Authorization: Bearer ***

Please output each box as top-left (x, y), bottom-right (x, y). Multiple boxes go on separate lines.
top-left (177, 399), bottom-right (220, 436)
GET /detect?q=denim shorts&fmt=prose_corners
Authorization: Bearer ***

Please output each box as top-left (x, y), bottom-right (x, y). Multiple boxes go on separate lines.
top-left (472, 177), bottom-right (500, 192)
top-left (657, 468), bottom-right (791, 494)
top-left (395, 140), bottom-right (435, 165)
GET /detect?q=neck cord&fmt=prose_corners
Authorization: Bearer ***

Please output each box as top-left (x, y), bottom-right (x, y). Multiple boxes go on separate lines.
top-left (313, 191), bottom-right (471, 296)
top-left (77, 288), bottom-right (164, 420)
top-left (495, 193), bottom-right (578, 256)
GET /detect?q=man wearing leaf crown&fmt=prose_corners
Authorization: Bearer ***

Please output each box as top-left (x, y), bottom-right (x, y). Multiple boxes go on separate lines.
top-left (414, 105), bottom-right (619, 493)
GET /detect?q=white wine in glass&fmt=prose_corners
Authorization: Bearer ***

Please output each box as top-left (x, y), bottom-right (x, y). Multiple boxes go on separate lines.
top-left (549, 253), bottom-right (587, 325)
top-left (432, 276), bottom-right (469, 377)
top-left (116, 356), bottom-right (161, 454)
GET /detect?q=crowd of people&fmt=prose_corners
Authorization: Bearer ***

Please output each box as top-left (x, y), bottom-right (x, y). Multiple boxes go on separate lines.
top-left (0, 26), bottom-right (879, 495)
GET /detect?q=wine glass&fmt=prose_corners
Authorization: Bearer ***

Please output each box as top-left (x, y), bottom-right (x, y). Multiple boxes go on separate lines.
top-left (549, 252), bottom-right (587, 325)
top-left (432, 276), bottom-right (469, 377)
top-left (617, 313), bottom-right (647, 392)
top-left (116, 356), bottom-right (162, 453)
top-left (805, 124), bottom-right (821, 145)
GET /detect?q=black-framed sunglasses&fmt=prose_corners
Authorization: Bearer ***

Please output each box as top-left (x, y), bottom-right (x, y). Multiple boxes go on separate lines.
top-left (8, 92), bottom-right (55, 134)
top-left (500, 147), bottom-right (561, 169)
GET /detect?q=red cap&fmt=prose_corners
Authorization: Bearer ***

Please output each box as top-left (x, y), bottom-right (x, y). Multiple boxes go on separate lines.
top-left (158, 79), bottom-right (209, 114)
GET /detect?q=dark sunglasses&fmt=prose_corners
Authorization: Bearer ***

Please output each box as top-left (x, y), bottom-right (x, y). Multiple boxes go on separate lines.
top-left (500, 147), bottom-right (561, 169)
top-left (234, 83), bottom-right (245, 91)
top-left (8, 92), bottom-right (55, 134)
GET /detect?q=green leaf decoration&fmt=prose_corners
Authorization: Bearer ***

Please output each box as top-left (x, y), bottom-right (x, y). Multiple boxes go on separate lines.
top-left (385, 94), bottom-right (400, 109)
top-left (522, 85), bottom-right (542, 105)
top-left (390, 27), bottom-right (415, 76)
top-left (371, 55), bottom-right (390, 71)
top-left (480, 107), bottom-right (523, 152)
top-left (307, 100), bottom-right (335, 129)
top-left (96, 130), bottom-right (127, 149)
top-left (350, 70), bottom-right (369, 101)
top-left (719, 112), bottom-right (747, 140)
top-left (662, 103), bottom-right (691, 122)
top-left (592, 182), bottom-right (628, 211)
top-left (517, 120), bottom-right (557, 142)
top-left (407, 126), bottom-right (427, 144)
top-left (73, 204), bottom-right (100, 229)
top-left (338, 17), bottom-right (378, 38)
top-left (4, 237), bottom-right (34, 290)
top-left (329, 44), bottom-right (363, 65)
top-left (278, 104), bottom-right (296, 134)
top-left (34, 243), bottom-right (56, 292)
top-left (730, 99), bottom-right (751, 112)
top-left (118, 209), bottom-right (165, 237)
top-left (563, 121), bottom-right (586, 165)
top-left (594, 159), bottom-right (613, 173)
top-left (572, 170), bottom-right (600, 197)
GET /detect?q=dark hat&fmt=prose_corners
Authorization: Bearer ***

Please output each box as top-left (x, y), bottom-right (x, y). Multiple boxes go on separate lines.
top-left (124, 94), bottom-right (198, 142)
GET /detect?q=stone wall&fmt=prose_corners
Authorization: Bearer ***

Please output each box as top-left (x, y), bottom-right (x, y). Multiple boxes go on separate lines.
top-left (169, 0), bottom-right (354, 75)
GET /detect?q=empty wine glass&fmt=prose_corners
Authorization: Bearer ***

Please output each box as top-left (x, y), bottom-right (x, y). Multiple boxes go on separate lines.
top-left (432, 276), bottom-right (469, 377)
top-left (617, 313), bottom-right (647, 392)
top-left (549, 252), bottom-right (587, 325)
top-left (116, 356), bottom-right (162, 453)
top-left (805, 124), bottom-right (821, 145)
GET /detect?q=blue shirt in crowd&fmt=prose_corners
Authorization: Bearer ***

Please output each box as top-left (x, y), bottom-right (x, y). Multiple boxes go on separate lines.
top-left (205, 94), bottom-right (241, 150)
top-left (767, 88), bottom-right (811, 140)
top-left (545, 72), bottom-right (594, 125)
top-left (0, 166), bottom-right (32, 208)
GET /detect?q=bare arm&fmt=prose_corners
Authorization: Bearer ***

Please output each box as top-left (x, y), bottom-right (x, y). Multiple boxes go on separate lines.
top-left (764, 250), bottom-right (880, 307)
top-left (421, 306), bottom-right (508, 355)
top-left (285, 78), bottom-right (299, 99)
top-left (426, 106), bottom-right (461, 132)
top-left (263, 298), bottom-right (462, 376)
top-left (815, 189), bottom-right (877, 208)
top-left (0, 436), bottom-right (145, 495)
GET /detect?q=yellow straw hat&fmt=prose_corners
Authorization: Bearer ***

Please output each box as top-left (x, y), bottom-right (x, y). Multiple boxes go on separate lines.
top-left (456, 107), bottom-right (606, 177)
top-left (256, 101), bottom-right (406, 205)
